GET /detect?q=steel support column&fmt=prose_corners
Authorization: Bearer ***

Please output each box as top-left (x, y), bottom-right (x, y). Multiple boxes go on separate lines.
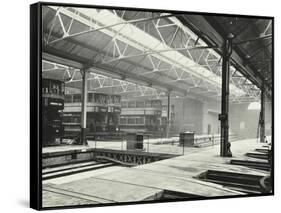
top-left (106, 112), bottom-right (109, 131)
top-left (166, 91), bottom-right (171, 138)
top-left (219, 35), bottom-right (233, 157)
top-left (260, 82), bottom-right (265, 142)
top-left (81, 68), bottom-right (89, 145)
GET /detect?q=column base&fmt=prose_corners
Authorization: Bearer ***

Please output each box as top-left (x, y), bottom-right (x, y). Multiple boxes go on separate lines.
top-left (81, 128), bottom-right (88, 146)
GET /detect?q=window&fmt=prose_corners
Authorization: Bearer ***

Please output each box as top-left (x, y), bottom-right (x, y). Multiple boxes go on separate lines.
top-left (136, 101), bottom-right (145, 108)
top-left (120, 118), bottom-right (126, 125)
top-left (88, 93), bottom-right (94, 102)
top-left (73, 94), bottom-right (81, 102)
top-left (128, 101), bottom-right (136, 108)
top-left (128, 117), bottom-right (136, 124)
top-left (121, 101), bottom-right (127, 108)
top-left (136, 117), bottom-right (145, 124)
top-left (145, 100), bottom-right (151, 107)
top-left (151, 100), bottom-right (161, 108)
top-left (65, 95), bottom-right (72, 103)
top-left (248, 102), bottom-right (261, 110)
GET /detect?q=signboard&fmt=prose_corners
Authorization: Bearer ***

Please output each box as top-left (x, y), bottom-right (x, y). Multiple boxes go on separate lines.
top-left (42, 97), bottom-right (64, 110)
top-left (93, 106), bottom-right (107, 112)
top-left (108, 106), bottom-right (121, 113)
top-left (113, 107), bottom-right (121, 113)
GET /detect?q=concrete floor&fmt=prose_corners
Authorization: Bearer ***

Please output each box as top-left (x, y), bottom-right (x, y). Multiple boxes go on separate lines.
top-left (42, 138), bottom-right (270, 208)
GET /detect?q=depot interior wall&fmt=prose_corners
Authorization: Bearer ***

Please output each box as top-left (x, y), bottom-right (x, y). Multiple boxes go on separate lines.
top-left (229, 102), bottom-right (272, 139)
top-left (161, 96), bottom-right (273, 138)
top-left (265, 102), bottom-right (272, 136)
top-left (201, 100), bottom-right (221, 135)
top-left (162, 97), bottom-right (204, 134)
top-left (161, 97), bottom-right (221, 135)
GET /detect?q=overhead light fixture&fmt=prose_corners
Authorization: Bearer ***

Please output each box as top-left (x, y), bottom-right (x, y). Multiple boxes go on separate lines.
top-left (228, 33), bottom-right (235, 39)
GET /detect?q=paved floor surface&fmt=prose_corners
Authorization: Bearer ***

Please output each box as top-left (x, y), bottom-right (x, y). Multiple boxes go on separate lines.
top-left (42, 138), bottom-right (270, 208)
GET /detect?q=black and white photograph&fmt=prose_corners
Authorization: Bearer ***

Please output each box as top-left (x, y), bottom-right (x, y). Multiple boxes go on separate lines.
top-left (30, 1), bottom-right (273, 210)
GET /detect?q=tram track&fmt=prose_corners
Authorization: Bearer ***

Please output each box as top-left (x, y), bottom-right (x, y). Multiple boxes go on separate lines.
top-left (43, 185), bottom-right (116, 204)
top-left (42, 161), bottom-right (116, 180)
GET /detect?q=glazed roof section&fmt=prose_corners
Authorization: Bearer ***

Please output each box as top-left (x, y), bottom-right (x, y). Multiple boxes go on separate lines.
top-left (42, 6), bottom-right (271, 103)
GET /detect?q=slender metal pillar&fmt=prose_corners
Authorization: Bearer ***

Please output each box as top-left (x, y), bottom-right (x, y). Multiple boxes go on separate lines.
top-left (81, 68), bottom-right (89, 145)
top-left (166, 91), bottom-right (171, 138)
top-left (105, 111), bottom-right (109, 131)
top-left (219, 35), bottom-right (233, 157)
top-left (260, 82), bottom-right (265, 142)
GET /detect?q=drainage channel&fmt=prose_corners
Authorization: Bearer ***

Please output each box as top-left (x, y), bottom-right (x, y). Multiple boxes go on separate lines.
top-left (43, 161), bottom-right (115, 180)
top-left (42, 149), bottom-right (179, 180)
top-left (245, 152), bottom-right (269, 160)
top-left (144, 190), bottom-right (203, 201)
top-left (255, 148), bottom-right (269, 154)
top-left (230, 159), bottom-right (270, 171)
top-left (195, 170), bottom-right (269, 194)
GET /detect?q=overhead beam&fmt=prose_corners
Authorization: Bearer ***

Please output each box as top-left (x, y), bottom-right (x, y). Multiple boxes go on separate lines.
top-left (42, 50), bottom-right (188, 95)
top-left (102, 45), bottom-right (218, 64)
top-left (179, 15), bottom-right (263, 90)
top-left (47, 6), bottom-right (176, 45)
top-left (233, 34), bottom-right (272, 45)
top-left (44, 7), bottom-right (245, 97)
top-left (247, 41), bottom-right (272, 60)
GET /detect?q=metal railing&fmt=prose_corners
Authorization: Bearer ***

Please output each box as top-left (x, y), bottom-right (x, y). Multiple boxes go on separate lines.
top-left (61, 131), bottom-right (240, 156)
